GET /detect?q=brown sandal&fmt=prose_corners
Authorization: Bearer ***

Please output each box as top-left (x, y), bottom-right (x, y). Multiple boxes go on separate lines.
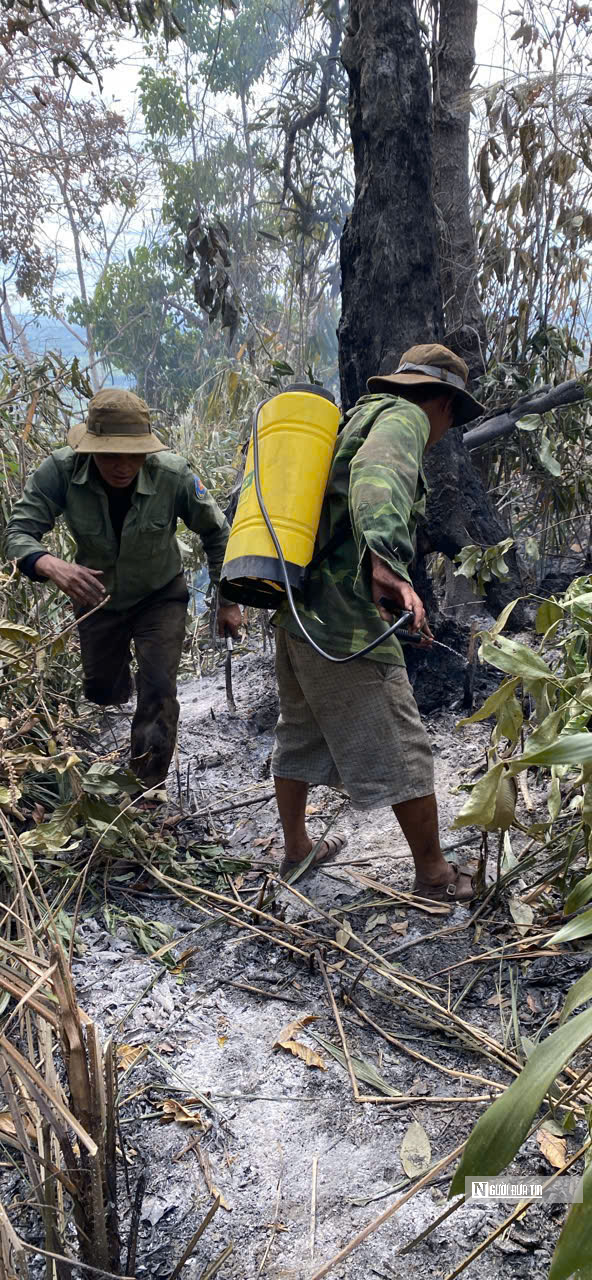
top-left (413, 863), bottom-right (476, 903)
top-left (279, 833), bottom-right (347, 880)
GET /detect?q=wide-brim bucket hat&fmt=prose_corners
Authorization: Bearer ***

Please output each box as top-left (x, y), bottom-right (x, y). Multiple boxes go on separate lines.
top-left (367, 343), bottom-right (484, 428)
top-left (68, 388), bottom-right (166, 454)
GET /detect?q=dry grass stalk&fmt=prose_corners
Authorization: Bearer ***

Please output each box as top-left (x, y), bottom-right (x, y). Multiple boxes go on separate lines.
top-left (168, 1196), bottom-right (221, 1280)
top-left (309, 1140), bottom-right (466, 1280)
top-left (348, 996), bottom-right (506, 1093)
top-left (198, 1241), bottom-right (234, 1279)
top-left (441, 1139), bottom-right (591, 1280)
top-left (0, 1197), bottom-right (29, 1278)
top-left (0, 926), bottom-right (125, 1275)
top-left (316, 950), bottom-right (360, 1101)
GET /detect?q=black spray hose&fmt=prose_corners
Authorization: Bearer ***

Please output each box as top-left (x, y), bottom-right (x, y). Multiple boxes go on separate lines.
top-left (251, 400), bottom-right (413, 664)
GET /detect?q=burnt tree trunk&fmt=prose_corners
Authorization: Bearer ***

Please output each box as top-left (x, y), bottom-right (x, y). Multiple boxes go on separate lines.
top-left (338, 0), bottom-right (442, 408)
top-left (338, 0), bottom-right (522, 630)
top-left (432, 0), bottom-right (487, 381)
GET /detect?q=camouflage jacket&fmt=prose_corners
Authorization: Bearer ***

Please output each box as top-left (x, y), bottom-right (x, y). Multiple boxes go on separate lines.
top-left (3, 448), bottom-right (230, 612)
top-left (274, 394), bottom-right (429, 664)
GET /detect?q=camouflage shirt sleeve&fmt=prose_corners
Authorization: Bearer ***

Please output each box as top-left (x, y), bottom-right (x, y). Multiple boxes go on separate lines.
top-left (348, 402), bottom-right (429, 589)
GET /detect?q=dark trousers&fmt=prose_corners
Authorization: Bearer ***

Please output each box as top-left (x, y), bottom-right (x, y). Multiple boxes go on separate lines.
top-left (77, 574), bottom-right (188, 788)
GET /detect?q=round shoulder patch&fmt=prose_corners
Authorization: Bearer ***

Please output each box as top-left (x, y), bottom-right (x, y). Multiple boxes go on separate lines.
top-left (194, 475), bottom-right (207, 498)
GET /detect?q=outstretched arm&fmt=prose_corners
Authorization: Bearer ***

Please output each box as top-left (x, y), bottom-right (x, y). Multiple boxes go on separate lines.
top-left (3, 455), bottom-right (106, 608)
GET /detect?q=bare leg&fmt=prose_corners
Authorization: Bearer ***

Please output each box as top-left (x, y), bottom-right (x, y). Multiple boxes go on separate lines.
top-left (393, 792), bottom-right (461, 887)
top-left (273, 777), bottom-right (312, 864)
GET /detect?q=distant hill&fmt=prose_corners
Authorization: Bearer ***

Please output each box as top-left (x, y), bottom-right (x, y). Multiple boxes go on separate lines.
top-left (13, 315), bottom-right (130, 387)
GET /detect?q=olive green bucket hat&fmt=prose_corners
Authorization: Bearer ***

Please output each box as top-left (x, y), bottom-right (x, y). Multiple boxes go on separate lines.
top-left (367, 343), bottom-right (484, 427)
top-left (67, 389), bottom-right (166, 454)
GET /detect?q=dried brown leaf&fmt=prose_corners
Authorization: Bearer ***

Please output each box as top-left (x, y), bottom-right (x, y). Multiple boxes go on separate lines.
top-left (509, 896), bottom-right (535, 933)
top-left (158, 1098), bottom-right (206, 1128)
top-left (536, 1127), bottom-right (567, 1169)
top-left (0, 1108), bottom-right (35, 1142)
top-left (400, 1120), bottom-right (432, 1178)
top-left (273, 1014), bottom-right (327, 1071)
top-left (117, 1044), bottom-right (147, 1071)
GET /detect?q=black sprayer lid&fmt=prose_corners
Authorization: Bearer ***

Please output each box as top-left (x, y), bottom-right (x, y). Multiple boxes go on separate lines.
top-left (283, 382), bottom-right (336, 404)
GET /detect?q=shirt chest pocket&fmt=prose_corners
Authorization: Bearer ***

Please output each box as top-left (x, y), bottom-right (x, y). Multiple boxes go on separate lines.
top-left (65, 496), bottom-right (105, 544)
top-left (133, 520), bottom-right (174, 561)
top-left (137, 518), bottom-right (171, 542)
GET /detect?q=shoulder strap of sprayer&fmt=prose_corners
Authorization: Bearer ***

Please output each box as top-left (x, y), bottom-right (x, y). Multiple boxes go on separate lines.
top-left (307, 396), bottom-right (399, 574)
top-left (307, 512), bottom-right (351, 573)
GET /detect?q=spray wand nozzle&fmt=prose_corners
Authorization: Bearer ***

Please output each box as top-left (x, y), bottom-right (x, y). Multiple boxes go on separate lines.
top-left (379, 599), bottom-right (468, 664)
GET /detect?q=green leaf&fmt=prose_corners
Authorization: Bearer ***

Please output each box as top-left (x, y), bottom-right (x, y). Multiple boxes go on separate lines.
top-left (527, 708), bottom-right (568, 753)
top-left (565, 874), bottom-right (592, 916)
top-left (516, 414), bottom-right (541, 431)
top-left (449, 1005), bottom-right (592, 1196)
top-left (491, 598), bottom-right (521, 637)
top-left (548, 770), bottom-right (562, 820)
top-left (452, 763), bottom-right (504, 829)
top-left (559, 967), bottom-right (592, 1024)
top-left (496, 695), bottom-right (524, 746)
top-left (454, 553), bottom-right (480, 582)
top-left (456, 677), bottom-right (520, 726)
top-left (547, 909), bottom-right (592, 946)
top-left (538, 435), bottom-right (562, 477)
top-left (516, 734), bottom-right (592, 769)
top-left (480, 633), bottom-right (553, 681)
top-left (536, 600), bottom-right (563, 634)
top-left (549, 1160), bottom-right (592, 1280)
top-left (491, 553), bottom-right (510, 578)
top-left (0, 621), bottom-right (39, 645)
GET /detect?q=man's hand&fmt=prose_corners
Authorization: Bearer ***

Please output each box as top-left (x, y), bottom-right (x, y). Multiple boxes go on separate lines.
top-left (35, 554), bottom-right (106, 609)
top-left (370, 552), bottom-right (433, 644)
top-left (217, 602), bottom-right (242, 639)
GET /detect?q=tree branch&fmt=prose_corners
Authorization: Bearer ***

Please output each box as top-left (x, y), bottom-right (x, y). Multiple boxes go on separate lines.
top-left (462, 378), bottom-right (587, 448)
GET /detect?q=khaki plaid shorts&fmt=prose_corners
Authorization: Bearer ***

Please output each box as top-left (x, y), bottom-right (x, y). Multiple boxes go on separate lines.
top-left (272, 629), bottom-right (434, 810)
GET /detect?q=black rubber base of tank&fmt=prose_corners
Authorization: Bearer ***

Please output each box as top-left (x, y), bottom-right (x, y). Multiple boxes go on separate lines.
top-left (221, 555), bottom-right (305, 609)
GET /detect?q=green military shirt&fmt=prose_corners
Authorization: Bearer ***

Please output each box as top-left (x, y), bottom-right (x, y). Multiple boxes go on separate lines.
top-left (3, 447), bottom-right (230, 612)
top-left (275, 395), bottom-right (429, 664)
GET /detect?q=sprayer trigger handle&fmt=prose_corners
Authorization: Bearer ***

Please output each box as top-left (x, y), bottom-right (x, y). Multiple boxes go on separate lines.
top-left (378, 602), bottom-right (414, 630)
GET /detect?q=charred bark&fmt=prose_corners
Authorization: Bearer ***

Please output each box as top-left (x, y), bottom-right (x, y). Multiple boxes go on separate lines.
top-left (432, 0), bottom-right (487, 381)
top-left (338, 0), bottom-right (442, 409)
top-left (337, 0), bottom-right (523, 627)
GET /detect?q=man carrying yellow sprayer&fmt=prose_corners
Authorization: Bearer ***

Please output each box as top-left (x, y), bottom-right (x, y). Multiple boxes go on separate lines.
top-left (3, 389), bottom-right (241, 791)
top-left (272, 344), bottom-right (484, 901)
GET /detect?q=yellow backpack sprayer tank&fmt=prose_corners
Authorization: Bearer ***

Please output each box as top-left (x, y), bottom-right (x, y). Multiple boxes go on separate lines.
top-left (221, 384), bottom-right (339, 609)
top-left (221, 382), bottom-right (414, 662)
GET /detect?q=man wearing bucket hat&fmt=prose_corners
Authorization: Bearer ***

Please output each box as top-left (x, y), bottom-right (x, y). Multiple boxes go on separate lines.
top-left (3, 388), bottom-right (241, 791)
top-left (272, 343), bottom-right (485, 902)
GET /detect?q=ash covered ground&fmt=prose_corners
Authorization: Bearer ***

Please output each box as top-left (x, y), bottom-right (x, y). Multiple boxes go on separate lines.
top-left (4, 635), bottom-right (590, 1280)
